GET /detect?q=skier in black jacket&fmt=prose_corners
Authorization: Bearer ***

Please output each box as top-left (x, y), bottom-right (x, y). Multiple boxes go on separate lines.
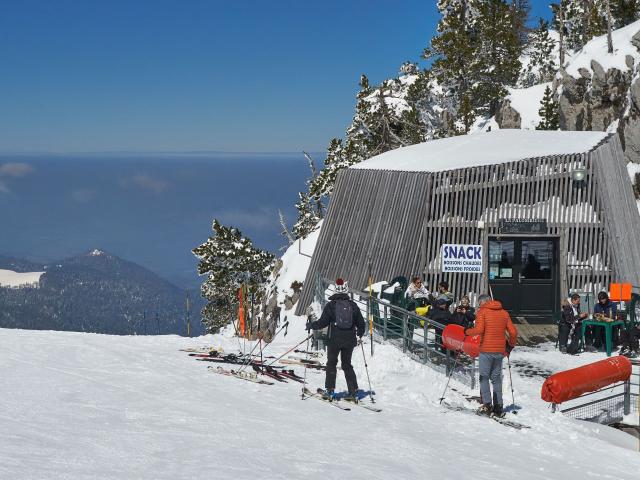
top-left (307, 278), bottom-right (365, 402)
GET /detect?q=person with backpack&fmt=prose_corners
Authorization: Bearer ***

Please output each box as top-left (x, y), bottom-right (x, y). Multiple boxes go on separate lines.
top-left (559, 293), bottom-right (587, 354)
top-left (306, 278), bottom-right (365, 402)
top-left (464, 294), bottom-right (518, 417)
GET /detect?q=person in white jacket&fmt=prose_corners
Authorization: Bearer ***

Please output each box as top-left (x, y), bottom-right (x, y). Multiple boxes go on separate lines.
top-left (405, 277), bottom-right (430, 308)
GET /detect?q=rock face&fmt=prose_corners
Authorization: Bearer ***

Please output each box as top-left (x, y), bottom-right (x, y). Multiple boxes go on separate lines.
top-left (556, 60), bottom-right (631, 133)
top-left (555, 53), bottom-right (640, 164)
top-left (495, 99), bottom-right (522, 129)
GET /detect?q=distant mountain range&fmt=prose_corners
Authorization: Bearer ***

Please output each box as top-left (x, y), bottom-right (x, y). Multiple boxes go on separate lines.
top-left (0, 250), bottom-right (205, 335)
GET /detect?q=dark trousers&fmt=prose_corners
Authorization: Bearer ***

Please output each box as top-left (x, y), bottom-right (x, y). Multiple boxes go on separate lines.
top-left (325, 343), bottom-right (358, 393)
top-left (559, 322), bottom-right (581, 353)
top-left (620, 327), bottom-right (640, 351)
top-left (585, 325), bottom-right (605, 348)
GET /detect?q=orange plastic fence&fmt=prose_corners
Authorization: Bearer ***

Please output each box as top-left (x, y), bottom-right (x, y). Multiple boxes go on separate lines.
top-left (609, 283), bottom-right (632, 302)
top-left (540, 356), bottom-right (632, 404)
top-left (442, 324), bottom-right (481, 358)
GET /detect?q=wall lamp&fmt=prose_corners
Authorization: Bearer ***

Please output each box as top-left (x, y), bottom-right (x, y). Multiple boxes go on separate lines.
top-left (572, 168), bottom-right (587, 187)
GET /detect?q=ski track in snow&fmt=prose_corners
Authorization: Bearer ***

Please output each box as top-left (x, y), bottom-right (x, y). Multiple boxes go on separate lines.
top-left (0, 324), bottom-right (638, 480)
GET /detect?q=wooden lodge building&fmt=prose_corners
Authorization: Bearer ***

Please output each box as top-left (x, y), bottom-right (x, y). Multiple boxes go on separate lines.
top-left (296, 130), bottom-right (640, 335)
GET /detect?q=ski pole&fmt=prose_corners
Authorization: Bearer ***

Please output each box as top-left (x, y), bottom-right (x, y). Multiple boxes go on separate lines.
top-left (267, 333), bottom-right (314, 366)
top-left (301, 332), bottom-right (311, 399)
top-left (360, 340), bottom-right (375, 403)
top-left (438, 352), bottom-right (461, 404)
top-left (237, 320), bottom-right (289, 373)
top-left (506, 355), bottom-right (516, 413)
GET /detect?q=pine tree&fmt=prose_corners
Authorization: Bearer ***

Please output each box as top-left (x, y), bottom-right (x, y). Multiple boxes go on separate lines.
top-left (193, 220), bottom-right (274, 333)
top-left (510, 0), bottom-right (532, 44)
top-left (536, 85), bottom-right (560, 130)
top-left (471, 0), bottom-right (523, 116)
top-left (520, 19), bottom-right (558, 87)
top-left (424, 0), bottom-right (479, 126)
top-left (552, 1), bottom-right (611, 50)
top-left (612, 0), bottom-right (639, 27)
top-left (292, 192), bottom-right (321, 239)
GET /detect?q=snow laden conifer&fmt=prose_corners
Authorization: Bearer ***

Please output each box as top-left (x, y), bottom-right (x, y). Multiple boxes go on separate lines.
top-left (309, 71), bottom-right (429, 203)
top-left (193, 220), bottom-right (274, 333)
top-left (552, 0), bottom-right (609, 51)
top-left (292, 192), bottom-right (321, 239)
top-left (612, 0), bottom-right (639, 28)
top-left (471, 0), bottom-right (523, 116)
top-left (536, 85), bottom-right (560, 130)
top-left (519, 19), bottom-right (557, 87)
top-left (423, 0), bottom-right (478, 132)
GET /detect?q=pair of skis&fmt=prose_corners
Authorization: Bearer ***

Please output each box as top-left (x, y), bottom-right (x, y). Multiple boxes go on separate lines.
top-left (303, 388), bottom-right (382, 413)
top-left (207, 366), bottom-right (274, 385)
top-left (440, 402), bottom-right (528, 429)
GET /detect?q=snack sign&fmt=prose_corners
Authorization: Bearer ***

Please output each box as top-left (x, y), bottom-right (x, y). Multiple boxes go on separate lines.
top-left (441, 244), bottom-right (483, 273)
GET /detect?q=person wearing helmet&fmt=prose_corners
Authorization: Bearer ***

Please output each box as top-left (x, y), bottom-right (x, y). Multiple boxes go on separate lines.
top-left (306, 278), bottom-right (366, 402)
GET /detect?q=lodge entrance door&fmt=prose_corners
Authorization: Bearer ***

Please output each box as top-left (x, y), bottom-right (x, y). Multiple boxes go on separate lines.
top-left (487, 237), bottom-right (559, 322)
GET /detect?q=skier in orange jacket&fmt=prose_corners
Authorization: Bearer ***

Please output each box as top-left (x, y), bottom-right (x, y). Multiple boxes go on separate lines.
top-left (464, 294), bottom-right (518, 417)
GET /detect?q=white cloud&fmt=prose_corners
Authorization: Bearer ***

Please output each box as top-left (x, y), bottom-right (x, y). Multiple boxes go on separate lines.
top-left (215, 206), bottom-right (277, 231)
top-left (0, 162), bottom-right (34, 177)
top-left (71, 188), bottom-right (97, 203)
top-left (119, 174), bottom-right (169, 194)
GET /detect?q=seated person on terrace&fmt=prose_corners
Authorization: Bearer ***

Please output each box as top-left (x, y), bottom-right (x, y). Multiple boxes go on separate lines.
top-left (586, 291), bottom-right (619, 352)
top-left (435, 281), bottom-right (454, 308)
top-left (453, 296), bottom-right (475, 329)
top-left (405, 276), bottom-right (430, 310)
top-left (559, 293), bottom-right (587, 355)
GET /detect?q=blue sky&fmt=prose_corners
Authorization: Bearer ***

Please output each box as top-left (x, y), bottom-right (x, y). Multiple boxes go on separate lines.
top-left (0, 1), bottom-right (553, 154)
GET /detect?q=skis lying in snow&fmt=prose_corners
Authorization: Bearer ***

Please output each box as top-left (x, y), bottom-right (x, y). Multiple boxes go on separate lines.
top-left (302, 387), bottom-right (351, 411)
top-left (280, 359), bottom-right (326, 370)
top-left (181, 346), bottom-right (224, 354)
top-left (207, 366), bottom-right (274, 385)
top-left (441, 402), bottom-right (529, 429)
top-left (293, 349), bottom-right (323, 358)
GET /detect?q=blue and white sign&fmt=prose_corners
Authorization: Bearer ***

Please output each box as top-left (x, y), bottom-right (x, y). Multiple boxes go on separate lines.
top-left (441, 244), bottom-right (483, 273)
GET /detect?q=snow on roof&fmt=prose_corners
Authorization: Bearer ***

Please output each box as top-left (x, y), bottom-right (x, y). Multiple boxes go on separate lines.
top-left (351, 130), bottom-right (609, 173)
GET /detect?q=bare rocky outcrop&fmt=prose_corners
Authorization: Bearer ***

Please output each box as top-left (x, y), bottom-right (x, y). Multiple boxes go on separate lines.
top-left (556, 60), bottom-right (631, 133)
top-left (495, 99), bottom-right (521, 129)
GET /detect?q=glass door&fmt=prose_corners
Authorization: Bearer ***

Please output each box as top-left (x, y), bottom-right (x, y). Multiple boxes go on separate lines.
top-left (488, 238), bottom-right (558, 319)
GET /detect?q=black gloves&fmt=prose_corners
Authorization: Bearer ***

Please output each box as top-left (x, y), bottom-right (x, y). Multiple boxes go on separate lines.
top-left (505, 341), bottom-right (514, 355)
top-left (305, 321), bottom-right (313, 331)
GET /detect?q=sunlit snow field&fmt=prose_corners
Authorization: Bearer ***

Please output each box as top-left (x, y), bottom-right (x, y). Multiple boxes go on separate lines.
top-left (1, 323), bottom-right (638, 480)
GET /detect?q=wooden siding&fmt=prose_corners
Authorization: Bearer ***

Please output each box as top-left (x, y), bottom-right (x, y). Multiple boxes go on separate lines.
top-left (592, 135), bottom-right (640, 286)
top-left (296, 134), bottom-right (640, 315)
top-left (295, 169), bottom-right (432, 314)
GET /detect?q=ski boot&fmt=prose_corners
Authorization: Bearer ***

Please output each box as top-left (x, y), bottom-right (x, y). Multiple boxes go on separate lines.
top-left (344, 391), bottom-right (358, 404)
top-left (492, 404), bottom-right (504, 418)
top-left (321, 389), bottom-right (335, 401)
top-left (477, 403), bottom-right (492, 416)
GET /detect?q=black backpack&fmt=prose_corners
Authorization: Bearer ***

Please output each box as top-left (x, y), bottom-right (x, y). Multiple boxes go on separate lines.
top-left (334, 299), bottom-right (353, 330)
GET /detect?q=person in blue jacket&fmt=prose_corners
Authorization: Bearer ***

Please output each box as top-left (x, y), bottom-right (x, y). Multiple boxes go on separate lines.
top-left (590, 291), bottom-right (619, 351)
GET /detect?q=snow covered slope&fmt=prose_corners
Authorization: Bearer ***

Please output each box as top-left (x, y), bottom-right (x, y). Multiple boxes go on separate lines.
top-left (565, 19), bottom-right (640, 78)
top-left (0, 268), bottom-right (44, 288)
top-left (1, 327), bottom-right (638, 480)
